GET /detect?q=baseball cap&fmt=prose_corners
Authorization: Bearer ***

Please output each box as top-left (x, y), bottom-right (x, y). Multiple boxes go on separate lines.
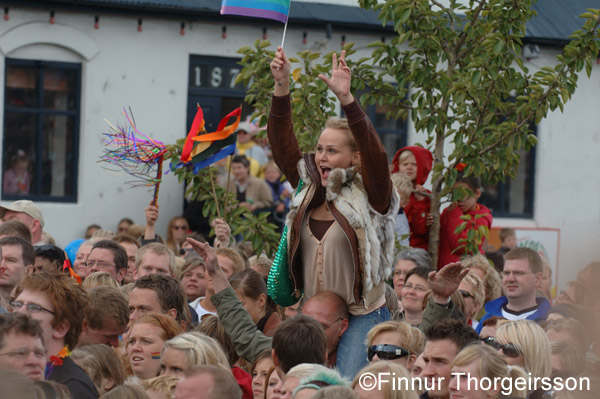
top-left (0, 200), bottom-right (45, 228)
top-left (236, 121), bottom-right (258, 136)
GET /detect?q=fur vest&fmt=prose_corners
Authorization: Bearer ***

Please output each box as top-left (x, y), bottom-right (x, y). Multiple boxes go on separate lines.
top-left (286, 158), bottom-right (399, 305)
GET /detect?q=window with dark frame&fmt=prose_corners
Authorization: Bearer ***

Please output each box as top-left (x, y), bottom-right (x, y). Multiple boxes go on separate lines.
top-left (2, 59), bottom-right (80, 202)
top-left (479, 127), bottom-right (537, 218)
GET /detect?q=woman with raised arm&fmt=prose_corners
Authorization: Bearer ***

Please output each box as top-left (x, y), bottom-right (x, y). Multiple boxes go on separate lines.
top-left (268, 47), bottom-right (399, 378)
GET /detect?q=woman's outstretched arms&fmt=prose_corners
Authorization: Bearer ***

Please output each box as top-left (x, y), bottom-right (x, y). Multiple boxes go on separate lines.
top-left (268, 47), bottom-right (302, 187)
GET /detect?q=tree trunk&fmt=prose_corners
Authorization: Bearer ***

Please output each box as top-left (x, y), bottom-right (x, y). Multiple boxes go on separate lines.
top-left (428, 128), bottom-right (446, 268)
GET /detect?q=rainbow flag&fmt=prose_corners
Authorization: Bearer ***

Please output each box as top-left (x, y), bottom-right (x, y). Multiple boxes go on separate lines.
top-left (221, 0), bottom-right (291, 24)
top-left (171, 106), bottom-right (241, 174)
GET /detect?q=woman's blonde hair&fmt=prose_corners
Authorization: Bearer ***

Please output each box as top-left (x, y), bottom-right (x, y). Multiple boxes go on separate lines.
top-left (323, 118), bottom-right (357, 153)
top-left (352, 362), bottom-right (418, 399)
top-left (496, 320), bottom-right (552, 380)
top-left (366, 321), bottom-right (425, 356)
top-left (462, 254), bottom-right (502, 302)
top-left (140, 375), bottom-right (181, 398)
top-left (452, 343), bottom-right (529, 398)
top-left (163, 332), bottom-right (230, 373)
top-left (82, 271), bottom-right (120, 290)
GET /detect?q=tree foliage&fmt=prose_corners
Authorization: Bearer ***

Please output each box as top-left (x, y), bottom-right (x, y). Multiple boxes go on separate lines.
top-left (165, 141), bottom-right (280, 257)
top-left (235, 1), bottom-right (600, 264)
top-left (353, 0), bottom-right (599, 264)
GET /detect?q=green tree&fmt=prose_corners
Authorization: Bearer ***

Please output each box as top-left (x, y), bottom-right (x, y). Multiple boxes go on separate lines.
top-left (236, 0), bottom-right (599, 265)
top-left (353, 0), bottom-right (599, 264)
top-left (165, 142), bottom-right (280, 257)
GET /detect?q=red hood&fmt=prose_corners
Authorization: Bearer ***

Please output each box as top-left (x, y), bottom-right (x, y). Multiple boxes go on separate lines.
top-left (391, 146), bottom-right (433, 185)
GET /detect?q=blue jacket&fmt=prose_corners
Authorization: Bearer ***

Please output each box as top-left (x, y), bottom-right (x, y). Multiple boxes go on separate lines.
top-left (476, 296), bottom-right (551, 333)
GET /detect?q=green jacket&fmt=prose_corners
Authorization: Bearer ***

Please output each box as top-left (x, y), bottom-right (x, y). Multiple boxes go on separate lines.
top-left (419, 297), bottom-right (465, 333)
top-left (211, 287), bottom-right (271, 363)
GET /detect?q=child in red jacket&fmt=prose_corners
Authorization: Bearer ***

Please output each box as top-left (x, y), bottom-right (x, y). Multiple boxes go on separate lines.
top-left (438, 174), bottom-right (492, 269)
top-left (391, 146), bottom-right (433, 250)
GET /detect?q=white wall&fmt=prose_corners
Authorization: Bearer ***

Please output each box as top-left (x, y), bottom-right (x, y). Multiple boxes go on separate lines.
top-left (0, 7), bottom-right (382, 246)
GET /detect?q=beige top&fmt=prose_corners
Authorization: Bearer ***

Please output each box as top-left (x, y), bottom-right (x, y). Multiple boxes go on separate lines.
top-left (300, 213), bottom-right (385, 315)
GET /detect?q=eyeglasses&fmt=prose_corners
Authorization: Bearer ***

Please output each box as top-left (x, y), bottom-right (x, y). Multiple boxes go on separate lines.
top-left (84, 260), bottom-right (116, 269)
top-left (393, 270), bottom-right (412, 277)
top-left (9, 301), bottom-right (55, 315)
top-left (173, 225), bottom-right (187, 230)
top-left (321, 317), bottom-right (343, 330)
top-left (459, 290), bottom-right (474, 300)
top-left (480, 337), bottom-right (501, 350)
top-left (367, 344), bottom-right (410, 362)
top-left (497, 342), bottom-right (522, 358)
top-left (0, 347), bottom-right (46, 359)
top-left (403, 283), bottom-right (428, 292)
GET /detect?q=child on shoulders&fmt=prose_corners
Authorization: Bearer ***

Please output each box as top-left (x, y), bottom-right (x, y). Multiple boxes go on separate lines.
top-left (390, 146), bottom-right (433, 250)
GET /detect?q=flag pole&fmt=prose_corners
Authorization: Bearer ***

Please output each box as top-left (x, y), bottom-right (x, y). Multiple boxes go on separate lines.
top-left (280, 1), bottom-right (292, 48)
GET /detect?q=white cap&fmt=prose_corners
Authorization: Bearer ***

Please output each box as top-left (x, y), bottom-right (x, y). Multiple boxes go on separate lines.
top-left (0, 200), bottom-right (45, 228)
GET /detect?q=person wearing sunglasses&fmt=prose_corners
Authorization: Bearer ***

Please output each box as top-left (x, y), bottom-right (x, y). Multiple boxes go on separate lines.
top-left (365, 320), bottom-right (424, 370)
top-left (456, 271), bottom-right (484, 328)
top-left (166, 216), bottom-right (189, 255)
top-left (495, 320), bottom-right (551, 387)
top-left (449, 343), bottom-right (529, 399)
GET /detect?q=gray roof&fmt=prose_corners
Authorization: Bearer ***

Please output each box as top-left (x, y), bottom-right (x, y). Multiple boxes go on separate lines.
top-left (8, 0), bottom-right (598, 44)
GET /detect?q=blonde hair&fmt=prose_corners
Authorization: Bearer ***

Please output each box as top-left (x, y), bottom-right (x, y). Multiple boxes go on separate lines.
top-left (398, 150), bottom-right (414, 164)
top-left (366, 321), bottom-right (425, 356)
top-left (286, 363), bottom-right (330, 381)
top-left (216, 248), bottom-right (246, 275)
top-left (248, 254), bottom-right (272, 278)
top-left (391, 172), bottom-right (413, 201)
top-left (135, 243), bottom-right (176, 274)
top-left (163, 332), bottom-right (230, 373)
top-left (82, 271), bottom-right (120, 290)
top-left (352, 362), bottom-right (418, 399)
top-left (323, 118), bottom-right (357, 153)
top-left (496, 320), bottom-right (551, 380)
top-left (462, 254), bottom-right (502, 302)
top-left (140, 375), bottom-right (181, 397)
top-left (452, 344), bottom-right (529, 398)
top-left (261, 160), bottom-right (281, 176)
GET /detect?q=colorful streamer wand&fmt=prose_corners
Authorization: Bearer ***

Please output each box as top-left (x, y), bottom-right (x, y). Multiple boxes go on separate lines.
top-left (100, 108), bottom-right (167, 205)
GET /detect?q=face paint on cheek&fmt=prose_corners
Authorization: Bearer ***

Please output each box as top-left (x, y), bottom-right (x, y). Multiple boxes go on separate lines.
top-left (151, 352), bottom-right (162, 360)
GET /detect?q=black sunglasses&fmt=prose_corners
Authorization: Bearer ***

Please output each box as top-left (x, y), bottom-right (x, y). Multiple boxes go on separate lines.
top-left (459, 290), bottom-right (474, 299)
top-left (497, 342), bottom-right (522, 358)
top-left (480, 336), bottom-right (501, 349)
top-left (367, 344), bottom-right (410, 362)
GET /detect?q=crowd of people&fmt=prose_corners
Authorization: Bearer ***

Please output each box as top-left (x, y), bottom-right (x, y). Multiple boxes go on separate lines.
top-left (0, 49), bottom-right (598, 399)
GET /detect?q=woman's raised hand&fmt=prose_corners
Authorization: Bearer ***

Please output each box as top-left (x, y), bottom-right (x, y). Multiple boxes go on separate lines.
top-left (271, 46), bottom-right (291, 95)
top-left (318, 50), bottom-right (354, 106)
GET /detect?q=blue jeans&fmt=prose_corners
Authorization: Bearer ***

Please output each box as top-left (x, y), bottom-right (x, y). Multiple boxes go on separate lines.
top-left (336, 305), bottom-right (390, 379)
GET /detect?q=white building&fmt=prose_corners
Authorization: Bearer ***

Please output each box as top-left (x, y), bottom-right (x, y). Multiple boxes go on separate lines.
top-left (0, 0), bottom-right (598, 289)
